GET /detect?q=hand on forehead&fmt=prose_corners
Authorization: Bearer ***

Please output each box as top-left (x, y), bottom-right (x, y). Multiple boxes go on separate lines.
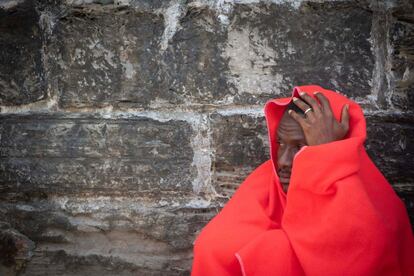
top-left (287, 91), bottom-right (350, 146)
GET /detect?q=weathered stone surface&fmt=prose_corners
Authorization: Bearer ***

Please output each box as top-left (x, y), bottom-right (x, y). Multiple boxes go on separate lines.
top-left (22, 250), bottom-right (189, 276)
top-left (46, 1), bottom-right (375, 109)
top-left (389, 10), bottom-right (414, 110)
top-left (0, 196), bottom-right (219, 275)
top-left (64, 0), bottom-right (176, 11)
top-left (156, 6), bottom-right (232, 107)
top-left (225, 2), bottom-right (374, 105)
top-left (365, 113), bottom-right (414, 184)
top-left (48, 4), bottom-right (232, 108)
top-left (48, 7), bottom-right (164, 108)
top-left (0, 222), bottom-right (35, 275)
top-left (210, 113), bottom-right (269, 196)
top-left (0, 1), bottom-right (46, 105)
top-left (0, 114), bottom-right (195, 195)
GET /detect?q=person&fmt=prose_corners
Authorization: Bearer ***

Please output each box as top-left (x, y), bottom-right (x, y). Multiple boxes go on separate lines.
top-left (191, 85), bottom-right (414, 276)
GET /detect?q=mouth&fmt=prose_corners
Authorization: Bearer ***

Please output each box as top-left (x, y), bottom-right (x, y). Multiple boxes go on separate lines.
top-left (278, 172), bottom-right (291, 183)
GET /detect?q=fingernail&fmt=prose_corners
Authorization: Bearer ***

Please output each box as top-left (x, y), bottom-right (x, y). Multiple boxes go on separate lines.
top-left (314, 91), bottom-right (320, 95)
top-left (288, 110), bottom-right (292, 114)
top-left (292, 97), bottom-right (298, 101)
top-left (299, 92), bottom-right (305, 96)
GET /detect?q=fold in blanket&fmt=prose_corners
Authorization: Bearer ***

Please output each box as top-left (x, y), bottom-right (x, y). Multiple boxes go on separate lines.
top-left (191, 85), bottom-right (414, 276)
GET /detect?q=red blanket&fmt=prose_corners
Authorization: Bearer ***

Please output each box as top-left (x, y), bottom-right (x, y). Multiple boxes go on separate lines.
top-left (192, 85), bottom-right (414, 275)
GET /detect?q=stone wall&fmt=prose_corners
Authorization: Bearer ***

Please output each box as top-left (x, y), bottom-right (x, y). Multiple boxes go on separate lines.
top-left (0, 0), bottom-right (413, 275)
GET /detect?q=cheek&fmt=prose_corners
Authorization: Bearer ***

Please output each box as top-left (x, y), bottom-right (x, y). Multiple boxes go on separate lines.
top-left (277, 146), bottom-right (299, 161)
top-left (277, 146), bottom-right (284, 159)
top-left (277, 146), bottom-right (290, 161)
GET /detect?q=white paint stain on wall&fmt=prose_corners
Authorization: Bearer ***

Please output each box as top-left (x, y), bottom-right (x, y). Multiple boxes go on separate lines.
top-left (159, 1), bottom-right (187, 51)
top-left (224, 26), bottom-right (285, 95)
top-left (121, 60), bottom-right (135, 79)
top-left (0, 0), bottom-right (25, 9)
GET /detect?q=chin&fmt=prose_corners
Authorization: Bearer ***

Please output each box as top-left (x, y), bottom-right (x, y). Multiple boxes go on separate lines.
top-left (281, 183), bottom-right (289, 191)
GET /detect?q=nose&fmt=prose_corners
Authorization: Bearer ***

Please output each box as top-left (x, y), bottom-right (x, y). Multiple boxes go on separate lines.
top-left (278, 147), bottom-right (293, 172)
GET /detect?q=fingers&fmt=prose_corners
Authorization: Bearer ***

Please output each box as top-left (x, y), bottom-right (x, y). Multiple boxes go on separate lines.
top-left (288, 109), bottom-right (306, 126)
top-left (292, 92), bottom-right (323, 119)
top-left (292, 97), bottom-right (312, 115)
top-left (298, 92), bottom-right (321, 114)
top-left (341, 104), bottom-right (350, 131)
top-left (314, 92), bottom-right (333, 115)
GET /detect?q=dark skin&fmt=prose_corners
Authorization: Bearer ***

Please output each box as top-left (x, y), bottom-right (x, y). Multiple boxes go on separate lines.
top-left (277, 91), bottom-right (350, 193)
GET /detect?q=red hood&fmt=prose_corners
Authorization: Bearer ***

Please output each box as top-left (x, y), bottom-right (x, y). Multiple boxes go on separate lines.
top-left (264, 85), bottom-right (366, 197)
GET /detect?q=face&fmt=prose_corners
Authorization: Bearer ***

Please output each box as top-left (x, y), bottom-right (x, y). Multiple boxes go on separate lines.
top-left (276, 110), bottom-right (307, 193)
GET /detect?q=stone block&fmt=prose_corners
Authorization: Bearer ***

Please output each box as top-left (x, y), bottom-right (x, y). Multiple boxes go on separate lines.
top-left (209, 113), bottom-right (269, 196)
top-left (64, 0), bottom-right (175, 11)
top-left (0, 1), bottom-right (46, 105)
top-left (155, 6), bottom-right (232, 106)
top-left (48, 4), bottom-right (231, 108)
top-left (48, 7), bottom-right (165, 108)
top-left (365, 114), bottom-right (414, 184)
top-left (0, 114), bottom-right (195, 195)
top-left (0, 222), bottom-right (35, 274)
top-left (225, 2), bottom-right (374, 105)
top-left (0, 196), bottom-right (219, 275)
top-left (389, 14), bottom-right (414, 110)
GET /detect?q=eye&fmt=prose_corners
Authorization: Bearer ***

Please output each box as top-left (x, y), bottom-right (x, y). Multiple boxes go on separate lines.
top-left (297, 144), bottom-right (305, 150)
